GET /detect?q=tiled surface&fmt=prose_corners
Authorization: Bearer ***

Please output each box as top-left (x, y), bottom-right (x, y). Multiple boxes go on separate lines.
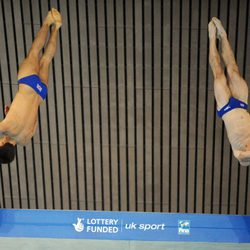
top-left (0, 0), bottom-right (249, 213)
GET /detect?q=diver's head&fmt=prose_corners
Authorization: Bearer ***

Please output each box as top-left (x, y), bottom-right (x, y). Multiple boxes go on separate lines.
top-left (0, 137), bottom-right (16, 164)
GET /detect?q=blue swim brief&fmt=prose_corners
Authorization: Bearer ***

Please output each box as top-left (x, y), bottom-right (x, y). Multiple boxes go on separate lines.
top-left (217, 97), bottom-right (248, 118)
top-left (18, 74), bottom-right (47, 100)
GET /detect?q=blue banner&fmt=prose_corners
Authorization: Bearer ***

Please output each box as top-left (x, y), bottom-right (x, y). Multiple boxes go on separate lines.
top-left (0, 209), bottom-right (249, 243)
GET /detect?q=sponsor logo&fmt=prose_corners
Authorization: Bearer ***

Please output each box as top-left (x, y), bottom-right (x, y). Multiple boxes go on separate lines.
top-left (224, 105), bottom-right (230, 111)
top-left (178, 220), bottom-right (190, 235)
top-left (72, 217), bottom-right (166, 234)
top-left (73, 218), bottom-right (84, 232)
top-left (73, 218), bottom-right (120, 234)
top-left (37, 84), bottom-right (42, 92)
top-left (125, 222), bottom-right (165, 231)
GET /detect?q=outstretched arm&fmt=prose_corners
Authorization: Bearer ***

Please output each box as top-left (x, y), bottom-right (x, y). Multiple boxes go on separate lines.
top-left (0, 121), bottom-right (9, 147)
top-left (234, 150), bottom-right (250, 166)
top-left (0, 121), bottom-right (7, 134)
top-left (19, 120), bottom-right (37, 146)
top-left (31, 119), bottom-right (38, 137)
top-left (0, 105), bottom-right (10, 133)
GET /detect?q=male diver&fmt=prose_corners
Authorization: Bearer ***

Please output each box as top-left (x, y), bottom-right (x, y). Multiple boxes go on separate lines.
top-left (208, 17), bottom-right (250, 166)
top-left (0, 8), bottom-right (62, 164)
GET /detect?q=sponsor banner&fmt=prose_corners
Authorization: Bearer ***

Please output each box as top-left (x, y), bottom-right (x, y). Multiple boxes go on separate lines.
top-left (0, 209), bottom-right (249, 243)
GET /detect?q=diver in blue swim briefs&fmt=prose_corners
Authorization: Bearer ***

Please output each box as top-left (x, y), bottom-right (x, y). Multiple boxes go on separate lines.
top-left (0, 9), bottom-right (62, 164)
top-left (209, 17), bottom-right (250, 166)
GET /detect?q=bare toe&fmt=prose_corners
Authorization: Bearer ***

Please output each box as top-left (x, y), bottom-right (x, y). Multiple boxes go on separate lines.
top-left (208, 20), bottom-right (216, 39)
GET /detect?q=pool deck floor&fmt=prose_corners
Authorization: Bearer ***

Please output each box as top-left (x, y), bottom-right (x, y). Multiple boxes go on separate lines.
top-left (0, 238), bottom-right (249, 250)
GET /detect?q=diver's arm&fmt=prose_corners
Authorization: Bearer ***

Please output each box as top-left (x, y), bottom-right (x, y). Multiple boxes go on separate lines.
top-left (234, 150), bottom-right (250, 166)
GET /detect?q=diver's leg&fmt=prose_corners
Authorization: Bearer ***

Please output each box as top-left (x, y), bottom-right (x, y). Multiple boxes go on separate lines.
top-left (39, 8), bottom-right (62, 85)
top-left (17, 10), bottom-right (55, 79)
top-left (209, 20), bottom-right (231, 109)
top-left (213, 17), bottom-right (248, 103)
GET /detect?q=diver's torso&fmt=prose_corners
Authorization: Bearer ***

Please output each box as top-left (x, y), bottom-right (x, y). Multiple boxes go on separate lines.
top-left (4, 85), bottom-right (41, 145)
top-left (223, 108), bottom-right (250, 152)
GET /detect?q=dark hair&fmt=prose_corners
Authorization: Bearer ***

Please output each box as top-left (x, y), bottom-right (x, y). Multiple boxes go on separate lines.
top-left (0, 143), bottom-right (16, 164)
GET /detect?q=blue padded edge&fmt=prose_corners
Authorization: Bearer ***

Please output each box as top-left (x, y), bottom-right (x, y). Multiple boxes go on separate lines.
top-left (0, 209), bottom-right (249, 243)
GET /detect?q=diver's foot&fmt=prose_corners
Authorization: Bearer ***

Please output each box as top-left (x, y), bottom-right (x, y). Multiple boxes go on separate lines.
top-left (212, 17), bottom-right (227, 40)
top-left (51, 8), bottom-right (62, 30)
top-left (43, 11), bottom-right (54, 26)
top-left (208, 20), bottom-right (216, 40)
